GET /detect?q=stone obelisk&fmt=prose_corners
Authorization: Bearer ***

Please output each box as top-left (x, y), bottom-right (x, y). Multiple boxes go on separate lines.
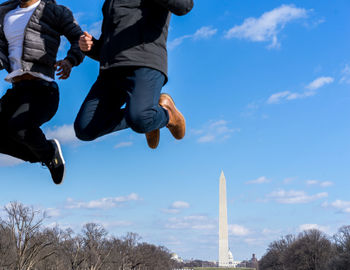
top-left (219, 171), bottom-right (229, 267)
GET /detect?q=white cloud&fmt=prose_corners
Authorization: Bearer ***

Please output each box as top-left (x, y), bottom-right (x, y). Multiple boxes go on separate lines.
top-left (268, 189), bottom-right (328, 204)
top-left (46, 208), bottom-right (61, 218)
top-left (89, 20), bottom-right (103, 37)
top-left (172, 201), bottom-right (190, 209)
top-left (267, 76), bottom-right (334, 104)
top-left (340, 64), bottom-right (350, 84)
top-left (99, 220), bottom-right (133, 229)
top-left (306, 180), bottom-right (318, 185)
top-left (163, 201), bottom-right (190, 214)
top-left (283, 177), bottom-right (295, 184)
top-left (0, 154), bottom-right (24, 167)
top-left (46, 124), bottom-right (78, 145)
top-left (320, 181), bottom-right (333, 187)
top-left (225, 5), bottom-right (308, 48)
top-left (66, 193), bottom-right (141, 210)
top-left (195, 120), bottom-right (240, 143)
top-left (168, 26), bottom-right (217, 50)
top-left (267, 91), bottom-right (292, 104)
top-left (193, 26), bottom-right (218, 40)
top-left (306, 180), bottom-right (334, 187)
top-left (306, 77), bottom-right (334, 90)
top-left (246, 176), bottom-right (270, 184)
top-left (114, 141), bottom-right (133, 149)
top-left (299, 224), bottom-right (329, 233)
top-left (168, 35), bottom-right (190, 50)
top-left (228, 224), bottom-right (250, 236)
top-left (73, 12), bottom-right (85, 23)
top-left (165, 215), bottom-right (215, 230)
top-left (324, 200), bottom-right (350, 213)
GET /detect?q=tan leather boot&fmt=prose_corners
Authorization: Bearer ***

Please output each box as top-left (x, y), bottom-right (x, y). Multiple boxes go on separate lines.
top-left (145, 129), bottom-right (160, 149)
top-left (159, 93), bottom-right (186, 140)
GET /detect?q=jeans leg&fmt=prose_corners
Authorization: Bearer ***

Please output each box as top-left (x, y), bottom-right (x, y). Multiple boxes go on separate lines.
top-left (0, 88), bottom-right (40, 162)
top-left (2, 82), bottom-right (59, 162)
top-left (124, 67), bottom-right (169, 134)
top-left (74, 73), bottom-right (128, 141)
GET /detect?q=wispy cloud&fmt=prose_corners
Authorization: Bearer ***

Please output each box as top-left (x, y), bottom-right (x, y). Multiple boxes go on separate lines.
top-left (306, 77), bottom-right (334, 90)
top-left (89, 20), bottom-right (103, 37)
top-left (225, 5), bottom-right (308, 48)
top-left (0, 154), bottom-right (23, 167)
top-left (246, 176), bottom-right (270, 184)
top-left (168, 26), bottom-right (217, 50)
top-left (194, 120), bottom-right (240, 143)
top-left (163, 201), bottom-right (190, 214)
top-left (340, 64), bottom-right (350, 84)
top-left (66, 193), bottom-right (141, 210)
top-left (193, 26), bottom-right (218, 40)
top-left (299, 223), bottom-right (329, 233)
top-left (267, 91), bottom-right (293, 104)
top-left (267, 189), bottom-right (328, 204)
top-left (46, 124), bottom-right (78, 145)
top-left (267, 76), bottom-right (334, 104)
top-left (46, 208), bottom-right (61, 218)
top-left (228, 224), bottom-right (250, 236)
top-left (165, 215), bottom-right (215, 230)
top-left (283, 177), bottom-right (295, 184)
top-left (306, 180), bottom-right (334, 187)
top-left (114, 141), bottom-right (133, 149)
top-left (323, 200), bottom-right (350, 213)
top-left (98, 220), bottom-right (133, 229)
top-left (73, 12), bottom-right (85, 24)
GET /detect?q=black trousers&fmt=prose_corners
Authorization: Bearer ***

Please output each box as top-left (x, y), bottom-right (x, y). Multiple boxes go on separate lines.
top-left (0, 80), bottom-right (59, 163)
top-left (74, 67), bottom-right (169, 141)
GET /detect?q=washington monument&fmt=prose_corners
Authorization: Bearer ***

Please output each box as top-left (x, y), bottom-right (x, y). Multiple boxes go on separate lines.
top-left (219, 171), bottom-right (229, 267)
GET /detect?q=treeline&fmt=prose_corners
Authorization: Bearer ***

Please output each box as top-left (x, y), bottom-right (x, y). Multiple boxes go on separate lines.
top-left (259, 226), bottom-right (350, 270)
top-left (0, 202), bottom-right (176, 270)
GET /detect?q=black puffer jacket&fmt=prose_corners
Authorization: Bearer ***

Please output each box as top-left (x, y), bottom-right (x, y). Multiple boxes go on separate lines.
top-left (0, 0), bottom-right (84, 79)
top-left (86, 0), bottom-right (194, 81)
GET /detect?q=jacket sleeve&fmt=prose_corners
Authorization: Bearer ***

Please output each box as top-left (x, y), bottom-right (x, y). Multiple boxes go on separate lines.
top-left (57, 5), bottom-right (85, 66)
top-left (152, 0), bottom-right (194, 15)
top-left (0, 38), bottom-right (10, 71)
top-left (83, 34), bottom-right (103, 62)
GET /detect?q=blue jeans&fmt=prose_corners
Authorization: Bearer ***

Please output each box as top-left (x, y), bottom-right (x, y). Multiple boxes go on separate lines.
top-left (74, 67), bottom-right (169, 141)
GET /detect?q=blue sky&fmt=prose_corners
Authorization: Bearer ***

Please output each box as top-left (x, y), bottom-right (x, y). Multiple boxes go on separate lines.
top-left (1, 0), bottom-right (350, 262)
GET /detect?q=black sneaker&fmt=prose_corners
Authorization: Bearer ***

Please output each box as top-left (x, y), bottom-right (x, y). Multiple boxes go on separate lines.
top-left (44, 139), bottom-right (65, 185)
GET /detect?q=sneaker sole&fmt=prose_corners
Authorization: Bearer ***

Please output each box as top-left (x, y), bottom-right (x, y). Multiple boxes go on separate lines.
top-left (53, 139), bottom-right (65, 185)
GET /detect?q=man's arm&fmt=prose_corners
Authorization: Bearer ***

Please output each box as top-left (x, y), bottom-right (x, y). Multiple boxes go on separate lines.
top-left (83, 34), bottom-right (103, 61)
top-left (56, 5), bottom-right (85, 67)
top-left (79, 31), bottom-right (103, 62)
top-left (152, 0), bottom-right (194, 16)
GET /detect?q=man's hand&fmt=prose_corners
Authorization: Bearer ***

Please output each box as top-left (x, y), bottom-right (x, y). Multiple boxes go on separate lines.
top-left (54, 59), bottom-right (72, 80)
top-left (79, 31), bottom-right (94, 52)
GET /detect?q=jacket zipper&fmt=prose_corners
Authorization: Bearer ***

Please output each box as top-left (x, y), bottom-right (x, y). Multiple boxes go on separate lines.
top-left (21, 1), bottom-right (41, 71)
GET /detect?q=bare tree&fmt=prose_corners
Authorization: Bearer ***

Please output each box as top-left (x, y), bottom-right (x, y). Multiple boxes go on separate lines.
top-left (3, 202), bottom-right (54, 270)
top-left (59, 228), bottom-right (85, 270)
top-left (329, 226), bottom-right (350, 270)
top-left (82, 223), bottom-right (113, 270)
top-left (0, 202), bottom-right (191, 270)
top-left (0, 220), bottom-right (15, 269)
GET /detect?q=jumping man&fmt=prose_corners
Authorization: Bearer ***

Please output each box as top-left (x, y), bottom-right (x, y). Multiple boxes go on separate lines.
top-left (0, 0), bottom-right (84, 184)
top-left (75, 0), bottom-right (193, 149)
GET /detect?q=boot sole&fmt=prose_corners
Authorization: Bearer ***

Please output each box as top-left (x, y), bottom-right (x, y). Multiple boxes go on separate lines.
top-left (161, 93), bottom-right (186, 140)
